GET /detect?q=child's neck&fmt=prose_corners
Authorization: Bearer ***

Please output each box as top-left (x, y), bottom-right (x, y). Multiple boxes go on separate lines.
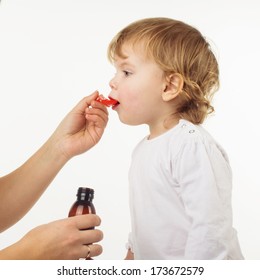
top-left (148, 117), bottom-right (180, 140)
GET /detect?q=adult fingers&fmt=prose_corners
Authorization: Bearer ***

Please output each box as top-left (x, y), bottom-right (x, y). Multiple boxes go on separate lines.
top-left (81, 243), bottom-right (103, 259)
top-left (73, 91), bottom-right (100, 113)
top-left (80, 228), bottom-right (103, 244)
top-left (71, 214), bottom-right (101, 229)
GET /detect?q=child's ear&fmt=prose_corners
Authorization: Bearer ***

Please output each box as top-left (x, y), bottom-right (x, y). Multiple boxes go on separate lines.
top-left (162, 73), bottom-right (184, 102)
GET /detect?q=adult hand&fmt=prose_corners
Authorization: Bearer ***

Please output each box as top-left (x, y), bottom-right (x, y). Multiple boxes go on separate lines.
top-left (52, 91), bottom-right (108, 160)
top-left (0, 214), bottom-right (103, 260)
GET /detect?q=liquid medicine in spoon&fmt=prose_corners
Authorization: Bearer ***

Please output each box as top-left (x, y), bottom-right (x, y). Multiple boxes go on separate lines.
top-left (96, 96), bottom-right (118, 107)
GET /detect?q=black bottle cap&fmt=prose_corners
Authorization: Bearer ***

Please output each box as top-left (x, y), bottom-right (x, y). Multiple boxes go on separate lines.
top-left (77, 187), bottom-right (94, 200)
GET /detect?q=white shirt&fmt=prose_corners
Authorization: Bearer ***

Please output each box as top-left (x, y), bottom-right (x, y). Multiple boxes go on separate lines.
top-left (127, 119), bottom-right (244, 259)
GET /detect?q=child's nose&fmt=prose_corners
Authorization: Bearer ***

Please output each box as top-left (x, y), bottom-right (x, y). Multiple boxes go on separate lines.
top-left (109, 77), bottom-right (117, 90)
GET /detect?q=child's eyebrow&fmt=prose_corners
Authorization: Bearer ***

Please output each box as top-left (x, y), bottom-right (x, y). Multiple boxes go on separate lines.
top-left (117, 61), bottom-right (135, 69)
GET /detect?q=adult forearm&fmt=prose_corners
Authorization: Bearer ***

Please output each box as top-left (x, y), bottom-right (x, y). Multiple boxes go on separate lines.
top-left (0, 136), bottom-right (67, 232)
top-left (0, 240), bottom-right (26, 260)
top-left (0, 93), bottom-right (108, 233)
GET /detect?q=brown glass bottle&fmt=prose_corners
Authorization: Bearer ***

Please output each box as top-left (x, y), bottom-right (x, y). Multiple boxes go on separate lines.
top-left (68, 187), bottom-right (96, 260)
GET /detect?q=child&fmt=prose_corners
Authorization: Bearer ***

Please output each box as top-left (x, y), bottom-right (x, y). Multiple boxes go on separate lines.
top-left (107, 17), bottom-right (244, 259)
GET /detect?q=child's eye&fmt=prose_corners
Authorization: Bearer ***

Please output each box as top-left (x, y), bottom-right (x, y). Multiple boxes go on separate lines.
top-left (123, 70), bottom-right (132, 77)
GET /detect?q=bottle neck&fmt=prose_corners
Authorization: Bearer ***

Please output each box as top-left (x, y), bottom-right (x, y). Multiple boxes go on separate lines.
top-left (76, 187), bottom-right (94, 202)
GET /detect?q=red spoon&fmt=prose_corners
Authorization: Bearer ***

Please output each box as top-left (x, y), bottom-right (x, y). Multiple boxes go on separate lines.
top-left (96, 96), bottom-right (118, 107)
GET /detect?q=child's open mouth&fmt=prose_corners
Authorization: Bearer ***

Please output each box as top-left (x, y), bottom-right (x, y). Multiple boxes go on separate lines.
top-left (96, 96), bottom-right (120, 109)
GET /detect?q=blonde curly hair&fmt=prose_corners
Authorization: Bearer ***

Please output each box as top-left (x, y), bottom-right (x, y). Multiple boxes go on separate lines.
top-left (108, 17), bottom-right (219, 124)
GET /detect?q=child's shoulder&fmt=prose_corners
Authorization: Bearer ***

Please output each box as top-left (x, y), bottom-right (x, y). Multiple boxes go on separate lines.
top-left (167, 119), bottom-right (219, 155)
top-left (171, 119), bottom-right (210, 143)
top-left (170, 119), bottom-right (229, 162)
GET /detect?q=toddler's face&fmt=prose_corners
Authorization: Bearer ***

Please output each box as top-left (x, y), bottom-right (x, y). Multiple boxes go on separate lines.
top-left (109, 43), bottom-right (167, 127)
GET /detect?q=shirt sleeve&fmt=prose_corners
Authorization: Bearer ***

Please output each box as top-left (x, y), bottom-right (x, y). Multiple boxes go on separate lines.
top-left (175, 138), bottom-right (232, 259)
top-left (126, 232), bottom-right (134, 253)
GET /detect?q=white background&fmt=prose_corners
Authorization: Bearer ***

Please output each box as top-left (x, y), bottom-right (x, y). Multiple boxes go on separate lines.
top-left (0, 0), bottom-right (259, 260)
